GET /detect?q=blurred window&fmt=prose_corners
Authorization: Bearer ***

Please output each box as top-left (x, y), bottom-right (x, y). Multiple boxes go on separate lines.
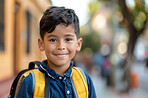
top-left (0, 0), bottom-right (5, 51)
top-left (26, 11), bottom-right (32, 54)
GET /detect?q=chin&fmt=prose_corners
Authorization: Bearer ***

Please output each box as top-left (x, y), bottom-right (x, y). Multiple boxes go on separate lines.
top-left (54, 61), bottom-right (70, 66)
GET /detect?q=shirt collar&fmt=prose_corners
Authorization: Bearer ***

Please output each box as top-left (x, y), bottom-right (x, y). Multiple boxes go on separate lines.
top-left (39, 60), bottom-right (73, 79)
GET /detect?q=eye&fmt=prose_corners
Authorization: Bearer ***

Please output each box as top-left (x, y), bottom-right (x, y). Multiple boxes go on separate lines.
top-left (66, 38), bottom-right (73, 42)
top-left (49, 39), bottom-right (56, 42)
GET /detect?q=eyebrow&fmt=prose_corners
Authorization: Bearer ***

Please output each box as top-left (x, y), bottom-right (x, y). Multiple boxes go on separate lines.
top-left (47, 35), bottom-right (57, 38)
top-left (64, 34), bottom-right (75, 37)
top-left (47, 34), bottom-right (75, 38)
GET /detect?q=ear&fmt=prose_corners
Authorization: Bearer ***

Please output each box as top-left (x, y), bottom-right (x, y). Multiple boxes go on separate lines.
top-left (38, 38), bottom-right (45, 51)
top-left (76, 38), bottom-right (82, 52)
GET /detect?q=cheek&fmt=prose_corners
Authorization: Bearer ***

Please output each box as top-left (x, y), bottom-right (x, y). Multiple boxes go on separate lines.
top-left (68, 44), bottom-right (77, 52)
top-left (44, 44), bottom-right (55, 52)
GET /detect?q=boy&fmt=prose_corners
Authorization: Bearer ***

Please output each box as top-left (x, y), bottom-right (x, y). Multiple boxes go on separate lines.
top-left (16, 6), bottom-right (96, 98)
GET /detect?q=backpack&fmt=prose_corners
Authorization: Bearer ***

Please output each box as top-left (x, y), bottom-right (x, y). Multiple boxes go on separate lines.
top-left (8, 61), bottom-right (88, 98)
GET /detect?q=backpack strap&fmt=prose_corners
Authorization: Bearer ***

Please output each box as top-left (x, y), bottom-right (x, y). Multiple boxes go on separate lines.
top-left (78, 67), bottom-right (88, 85)
top-left (9, 69), bottom-right (29, 98)
top-left (28, 61), bottom-right (42, 69)
top-left (32, 69), bottom-right (45, 98)
top-left (30, 69), bottom-right (50, 98)
top-left (29, 61), bottom-right (50, 98)
top-left (71, 67), bottom-right (88, 98)
top-left (45, 74), bottom-right (50, 98)
top-left (15, 69), bottom-right (48, 98)
top-left (15, 69), bottom-right (35, 97)
top-left (30, 71), bottom-right (35, 94)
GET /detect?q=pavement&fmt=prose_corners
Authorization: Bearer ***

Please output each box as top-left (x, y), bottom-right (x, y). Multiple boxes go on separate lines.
top-left (0, 78), bottom-right (14, 98)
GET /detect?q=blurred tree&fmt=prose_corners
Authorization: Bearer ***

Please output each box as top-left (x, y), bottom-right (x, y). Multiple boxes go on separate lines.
top-left (81, 30), bottom-right (101, 52)
top-left (80, 0), bottom-right (101, 53)
top-left (118, 0), bottom-right (148, 92)
top-left (88, 0), bottom-right (101, 16)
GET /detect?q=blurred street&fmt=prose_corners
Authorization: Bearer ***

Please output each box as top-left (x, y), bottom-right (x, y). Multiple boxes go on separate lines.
top-left (91, 61), bottom-right (148, 98)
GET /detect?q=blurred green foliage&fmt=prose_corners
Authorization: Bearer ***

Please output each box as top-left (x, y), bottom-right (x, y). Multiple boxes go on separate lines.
top-left (80, 0), bottom-right (102, 53)
top-left (119, 0), bottom-right (148, 31)
top-left (81, 31), bottom-right (101, 53)
top-left (88, 0), bottom-right (101, 16)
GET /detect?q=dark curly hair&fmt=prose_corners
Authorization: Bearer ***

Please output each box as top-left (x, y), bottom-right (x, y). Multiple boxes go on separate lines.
top-left (40, 6), bottom-right (80, 40)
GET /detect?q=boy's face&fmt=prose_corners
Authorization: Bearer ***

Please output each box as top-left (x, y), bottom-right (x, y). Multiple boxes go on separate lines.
top-left (38, 24), bottom-right (82, 68)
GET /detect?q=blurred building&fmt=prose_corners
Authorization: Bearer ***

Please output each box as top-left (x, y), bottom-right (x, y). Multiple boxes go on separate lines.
top-left (0, 0), bottom-right (51, 96)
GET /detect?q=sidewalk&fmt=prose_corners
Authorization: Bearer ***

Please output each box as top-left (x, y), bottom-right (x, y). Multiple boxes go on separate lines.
top-left (0, 78), bottom-right (14, 98)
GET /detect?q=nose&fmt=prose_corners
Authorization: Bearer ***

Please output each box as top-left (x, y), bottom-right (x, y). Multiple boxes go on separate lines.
top-left (57, 40), bottom-right (66, 50)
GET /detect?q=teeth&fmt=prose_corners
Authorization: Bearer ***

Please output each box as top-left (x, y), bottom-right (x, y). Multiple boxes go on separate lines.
top-left (56, 54), bottom-right (67, 58)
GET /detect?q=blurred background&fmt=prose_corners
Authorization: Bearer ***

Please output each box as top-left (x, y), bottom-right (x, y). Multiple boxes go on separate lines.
top-left (0, 0), bottom-right (148, 98)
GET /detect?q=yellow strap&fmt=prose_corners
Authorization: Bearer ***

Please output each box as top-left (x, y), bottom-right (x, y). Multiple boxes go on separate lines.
top-left (72, 67), bottom-right (88, 98)
top-left (15, 69), bottom-right (45, 98)
top-left (15, 70), bottom-right (35, 97)
top-left (33, 69), bottom-right (45, 98)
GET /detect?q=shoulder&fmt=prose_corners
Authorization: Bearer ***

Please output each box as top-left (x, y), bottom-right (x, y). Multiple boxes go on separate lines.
top-left (84, 73), bottom-right (97, 98)
top-left (74, 67), bottom-right (93, 85)
top-left (83, 71), bottom-right (93, 85)
top-left (77, 68), bottom-right (97, 98)
top-left (16, 74), bottom-right (33, 97)
top-left (19, 69), bottom-right (43, 89)
top-left (20, 73), bottom-right (33, 88)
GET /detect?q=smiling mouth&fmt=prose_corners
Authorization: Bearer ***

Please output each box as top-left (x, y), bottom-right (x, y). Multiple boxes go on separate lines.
top-left (54, 54), bottom-right (68, 58)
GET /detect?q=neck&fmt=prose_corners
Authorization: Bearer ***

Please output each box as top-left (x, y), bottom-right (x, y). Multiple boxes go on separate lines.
top-left (47, 61), bottom-right (70, 76)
